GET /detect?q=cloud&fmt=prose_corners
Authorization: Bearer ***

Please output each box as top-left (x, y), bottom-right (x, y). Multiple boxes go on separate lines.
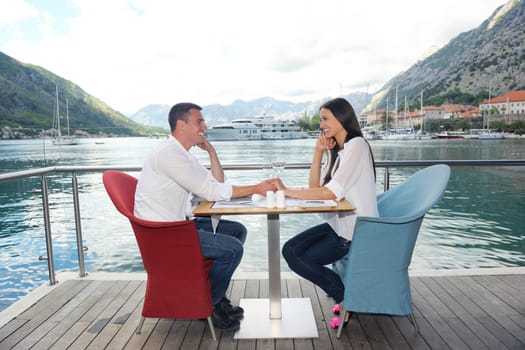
top-left (0, 0), bottom-right (508, 114)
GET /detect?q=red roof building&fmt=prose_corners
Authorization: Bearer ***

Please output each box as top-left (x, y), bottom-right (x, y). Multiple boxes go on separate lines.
top-left (479, 90), bottom-right (525, 114)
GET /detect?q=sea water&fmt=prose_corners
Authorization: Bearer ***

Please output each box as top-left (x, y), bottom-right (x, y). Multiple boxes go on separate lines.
top-left (0, 137), bottom-right (524, 310)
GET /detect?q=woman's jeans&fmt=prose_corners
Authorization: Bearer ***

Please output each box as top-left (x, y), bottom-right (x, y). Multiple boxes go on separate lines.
top-left (194, 217), bottom-right (247, 306)
top-left (282, 223), bottom-right (350, 303)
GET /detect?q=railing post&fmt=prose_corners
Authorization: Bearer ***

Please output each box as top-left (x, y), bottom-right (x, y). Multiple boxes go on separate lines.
top-left (40, 175), bottom-right (57, 285)
top-left (71, 172), bottom-right (87, 277)
top-left (383, 167), bottom-right (390, 191)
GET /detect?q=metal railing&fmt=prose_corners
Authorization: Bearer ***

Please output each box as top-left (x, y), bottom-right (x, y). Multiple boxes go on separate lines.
top-left (1, 159), bottom-right (524, 285)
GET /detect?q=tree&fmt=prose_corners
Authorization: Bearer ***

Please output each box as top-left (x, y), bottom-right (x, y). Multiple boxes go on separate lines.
top-left (310, 113), bottom-right (320, 131)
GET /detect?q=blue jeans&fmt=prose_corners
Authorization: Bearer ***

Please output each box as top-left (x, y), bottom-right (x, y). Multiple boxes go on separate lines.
top-left (282, 223), bottom-right (350, 303)
top-left (194, 217), bottom-right (247, 305)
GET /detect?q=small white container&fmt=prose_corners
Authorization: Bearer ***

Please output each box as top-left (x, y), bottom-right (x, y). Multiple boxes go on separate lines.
top-left (276, 190), bottom-right (285, 208)
top-left (266, 191), bottom-right (275, 208)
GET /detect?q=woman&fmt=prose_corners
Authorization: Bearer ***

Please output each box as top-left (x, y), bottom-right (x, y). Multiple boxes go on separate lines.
top-left (272, 97), bottom-right (378, 308)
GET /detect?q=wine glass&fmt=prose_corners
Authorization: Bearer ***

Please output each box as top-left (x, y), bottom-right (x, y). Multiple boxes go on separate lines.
top-left (271, 161), bottom-right (285, 177)
top-left (262, 163), bottom-right (274, 178)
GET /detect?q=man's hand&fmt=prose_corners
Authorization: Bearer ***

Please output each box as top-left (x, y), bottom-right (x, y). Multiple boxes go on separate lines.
top-left (254, 179), bottom-right (277, 195)
top-left (269, 178), bottom-right (286, 191)
top-left (195, 133), bottom-right (214, 152)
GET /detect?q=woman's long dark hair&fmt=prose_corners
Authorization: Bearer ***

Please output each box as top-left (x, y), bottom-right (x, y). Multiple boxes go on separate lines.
top-left (320, 97), bottom-right (376, 185)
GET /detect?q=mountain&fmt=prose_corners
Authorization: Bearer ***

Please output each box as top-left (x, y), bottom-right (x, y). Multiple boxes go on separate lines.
top-left (366, 0), bottom-right (525, 112)
top-left (129, 93), bottom-right (370, 128)
top-left (0, 51), bottom-right (165, 137)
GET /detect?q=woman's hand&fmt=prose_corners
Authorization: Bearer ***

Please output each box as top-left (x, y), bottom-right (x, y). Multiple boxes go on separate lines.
top-left (315, 133), bottom-right (336, 152)
top-left (270, 178), bottom-right (287, 191)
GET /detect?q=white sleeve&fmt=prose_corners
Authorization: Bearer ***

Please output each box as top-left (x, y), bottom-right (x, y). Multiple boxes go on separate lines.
top-left (325, 138), bottom-right (370, 201)
top-left (158, 146), bottom-right (232, 201)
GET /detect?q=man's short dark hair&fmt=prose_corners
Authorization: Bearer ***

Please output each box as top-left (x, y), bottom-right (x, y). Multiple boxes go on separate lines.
top-left (168, 102), bottom-right (202, 131)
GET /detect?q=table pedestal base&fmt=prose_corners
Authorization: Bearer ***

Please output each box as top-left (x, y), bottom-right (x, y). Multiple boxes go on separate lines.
top-left (233, 298), bottom-right (319, 339)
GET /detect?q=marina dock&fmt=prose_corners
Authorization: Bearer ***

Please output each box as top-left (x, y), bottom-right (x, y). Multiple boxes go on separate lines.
top-left (1, 268), bottom-right (524, 349)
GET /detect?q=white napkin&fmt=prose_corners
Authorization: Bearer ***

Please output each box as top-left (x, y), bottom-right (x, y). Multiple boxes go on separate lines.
top-left (251, 194), bottom-right (265, 202)
top-left (211, 215), bottom-right (220, 234)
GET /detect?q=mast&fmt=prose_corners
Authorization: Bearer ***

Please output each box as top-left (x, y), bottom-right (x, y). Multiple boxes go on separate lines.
top-left (385, 96), bottom-right (389, 132)
top-left (394, 84), bottom-right (398, 131)
top-left (65, 98), bottom-right (70, 137)
top-left (420, 91), bottom-right (424, 132)
top-left (404, 95), bottom-right (408, 130)
top-left (55, 85), bottom-right (61, 138)
top-left (487, 80), bottom-right (492, 129)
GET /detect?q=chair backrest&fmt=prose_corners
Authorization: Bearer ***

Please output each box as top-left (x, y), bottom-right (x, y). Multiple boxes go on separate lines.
top-left (335, 164), bottom-right (450, 316)
top-left (102, 170), bottom-right (213, 319)
top-left (102, 170), bottom-right (137, 218)
top-left (377, 164), bottom-right (451, 220)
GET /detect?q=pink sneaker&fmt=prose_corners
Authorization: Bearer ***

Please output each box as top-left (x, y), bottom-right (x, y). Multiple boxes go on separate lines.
top-left (332, 304), bottom-right (341, 315)
top-left (330, 316), bottom-right (340, 329)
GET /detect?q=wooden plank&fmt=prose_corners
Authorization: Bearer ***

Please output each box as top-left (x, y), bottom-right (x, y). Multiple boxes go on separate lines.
top-left (374, 315), bottom-right (411, 349)
top-left (407, 304), bottom-right (449, 349)
top-left (451, 276), bottom-right (515, 317)
top-left (499, 274), bottom-right (525, 291)
top-left (300, 279), bottom-right (331, 350)
top-left (444, 276), bottom-right (523, 349)
top-left (1, 274), bottom-right (525, 350)
top-left (68, 280), bottom-right (132, 348)
top-left (411, 284), bottom-right (469, 349)
top-left (229, 279), bottom-right (247, 307)
top-left (11, 319), bottom-right (57, 350)
top-left (418, 277), bottom-right (491, 349)
top-left (358, 314), bottom-right (393, 349)
top-left (160, 320), bottom-right (188, 349)
top-left (0, 318), bottom-right (27, 343)
top-left (390, 315), bottom-right (431, 350)
top-left (314, 284), bottom-right (351, 350)
top-left (122, 318), bottom-right (156, 350)
top-left (0, 279), bottom-right (91, 349)
top-left (341, 314), bottom-right (372, 350)
top-left (474, 275), bottom-right (525, 315)
top-left (427, 276), bottom-right (507, 349)
top-left (29, 280), bottom-right (113, 350)
top-left (89, 281), bottom-right (144, 349)
top-left (106, 299), bottom-right (145, 350)
top-left (49, 322), bottom-right (90, 350)
top-left (178, 320), bottom-right (207, 349)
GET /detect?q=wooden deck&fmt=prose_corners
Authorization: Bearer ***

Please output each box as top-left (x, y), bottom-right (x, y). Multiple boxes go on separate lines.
top-left (0, 269), bottom-right (524, 349)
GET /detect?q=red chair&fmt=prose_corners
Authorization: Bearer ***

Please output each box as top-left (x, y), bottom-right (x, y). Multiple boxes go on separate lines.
top-left (102, 170), bottom-right (216, 340)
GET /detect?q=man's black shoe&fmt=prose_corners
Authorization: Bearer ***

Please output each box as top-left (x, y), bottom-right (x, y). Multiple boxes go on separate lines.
top-left (217, 297), bottom-right (244, 320)
top-left (211, 307), bottom-right (241, 331)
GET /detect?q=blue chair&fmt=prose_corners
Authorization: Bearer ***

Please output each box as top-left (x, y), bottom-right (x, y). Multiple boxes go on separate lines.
top-left (332, 164), bottom-right (450, 338)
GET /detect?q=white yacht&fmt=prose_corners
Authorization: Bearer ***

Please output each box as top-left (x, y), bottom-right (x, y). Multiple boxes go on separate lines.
top-left (206, 106), bottom-right (308, 141)
top-left (478, 129), bottom-right (504, 140)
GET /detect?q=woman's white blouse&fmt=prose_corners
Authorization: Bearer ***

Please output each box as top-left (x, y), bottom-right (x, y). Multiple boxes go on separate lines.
top-left (321, 137), bottom-right (379, 240)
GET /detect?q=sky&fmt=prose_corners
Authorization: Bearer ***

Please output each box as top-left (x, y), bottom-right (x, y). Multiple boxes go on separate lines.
top-left (0, 0), bottom-right (508, 115)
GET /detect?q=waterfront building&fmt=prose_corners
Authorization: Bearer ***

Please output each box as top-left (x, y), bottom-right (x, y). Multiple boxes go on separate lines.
top-left (479, 89), bottom-right (525, 115)
top-left (422, 106), bottom-right (444, 119)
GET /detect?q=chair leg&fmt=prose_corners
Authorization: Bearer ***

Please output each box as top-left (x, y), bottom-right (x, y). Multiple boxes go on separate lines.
top-left (336, 310), bottom-right (352, 338)
top-left (136, 316), bottom-right (145, 334)
top-left (207, 316), bottom-right (217, 340)
top-left (408, 313), bottom-right (419, 333)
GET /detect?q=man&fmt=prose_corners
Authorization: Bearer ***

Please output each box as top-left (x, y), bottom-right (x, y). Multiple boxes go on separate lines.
top-left (134, 102), bottom-right (275, 331)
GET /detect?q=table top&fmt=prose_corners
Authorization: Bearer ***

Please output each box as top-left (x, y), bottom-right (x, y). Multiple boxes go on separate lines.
top-left (193, 198), bottom-right (356, 216)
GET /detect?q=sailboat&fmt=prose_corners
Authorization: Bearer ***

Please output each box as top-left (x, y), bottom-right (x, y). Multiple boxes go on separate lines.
top-left (52, 86), bottom-right (79, 145)
top-left (479, 81), bottom-right (503, 140)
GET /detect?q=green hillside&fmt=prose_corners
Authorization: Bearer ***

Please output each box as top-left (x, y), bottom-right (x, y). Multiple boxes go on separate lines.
top-left (0, 51), bottom-right (167, 138)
